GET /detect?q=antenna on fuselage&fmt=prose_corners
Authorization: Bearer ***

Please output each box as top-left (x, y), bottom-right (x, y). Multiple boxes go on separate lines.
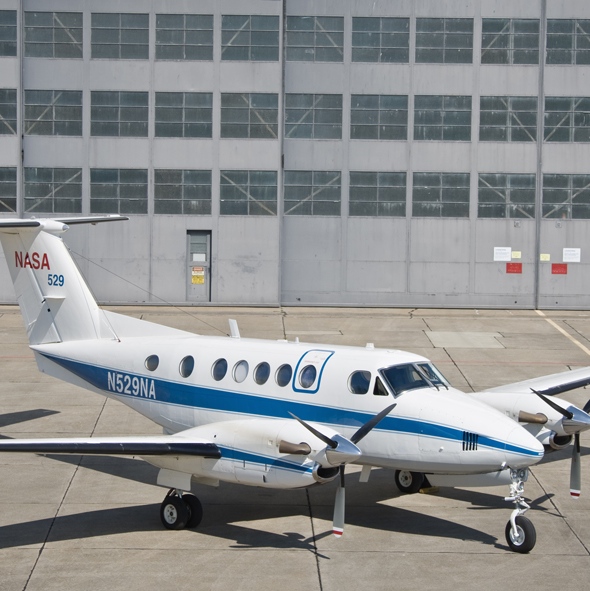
top-left (229, 319), bottom-right (241, 338)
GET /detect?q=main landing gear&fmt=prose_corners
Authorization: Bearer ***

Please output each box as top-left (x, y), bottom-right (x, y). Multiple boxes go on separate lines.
top-left (394, 470), bottom-right (425, 494)
top-left (160, 489), bottom-right (203, 530)
top-left (504, 468), bottom-right (536, 553)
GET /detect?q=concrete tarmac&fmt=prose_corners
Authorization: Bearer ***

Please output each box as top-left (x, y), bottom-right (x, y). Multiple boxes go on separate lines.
top-left (1, 305), bottom-right (589, 590)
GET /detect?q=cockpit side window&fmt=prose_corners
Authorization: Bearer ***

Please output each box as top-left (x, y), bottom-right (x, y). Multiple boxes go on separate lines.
top-left (373, 376), bottom-right (389, 396)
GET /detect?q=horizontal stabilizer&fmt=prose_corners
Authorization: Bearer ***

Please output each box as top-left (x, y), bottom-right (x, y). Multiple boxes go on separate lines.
top-left (0, 216), bottom-right (128, 232)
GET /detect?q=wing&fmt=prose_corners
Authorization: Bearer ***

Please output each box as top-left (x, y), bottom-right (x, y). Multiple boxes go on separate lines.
top-left (0, 433), bottom-right (220, 458)
top-left (481, 366), bottom-right (590, 397)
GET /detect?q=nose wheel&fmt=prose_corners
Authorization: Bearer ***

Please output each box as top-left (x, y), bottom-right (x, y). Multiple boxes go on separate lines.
top-left (504, 468), bottom-right (536, 553)
top-left (505, 515), bottom-right (536, 553)
top-left (160, 489), bottom-right (203, 530)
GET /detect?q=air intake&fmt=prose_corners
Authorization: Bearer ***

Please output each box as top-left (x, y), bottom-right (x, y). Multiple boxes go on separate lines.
top-left (462, 431), bottom-right (479, 451)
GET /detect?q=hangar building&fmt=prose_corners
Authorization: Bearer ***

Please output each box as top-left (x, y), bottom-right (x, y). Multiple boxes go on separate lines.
top-left (1, 0), bottom-right (590, 308)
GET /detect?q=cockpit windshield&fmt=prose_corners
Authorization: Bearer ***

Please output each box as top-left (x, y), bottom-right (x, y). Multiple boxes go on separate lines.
top-left (379, 362), bottom-right (449, 396)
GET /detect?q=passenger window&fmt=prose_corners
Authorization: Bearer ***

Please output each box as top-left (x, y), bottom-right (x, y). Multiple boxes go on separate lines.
top-left (179, 356), bottom-right (194, 378)
top-left (233, 360), bottom-right (249, 383)
top-left (276, 364), bottom-right (292, 387)
top-left (254, 362), bottom-right (270, 385)
top-left (349, 370), bottom-right (371, 394)
top-left (299, 365), bottom-right (317, 388)
top-left (145, 355), bottom-right (159, 371)
top-left (373, 376), bottom-right (389, 396)
top-left (212, 358), bottom-right (228, 381)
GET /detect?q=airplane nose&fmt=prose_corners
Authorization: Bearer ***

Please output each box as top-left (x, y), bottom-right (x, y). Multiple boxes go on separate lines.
top-left (504, 424), bottom-right (544, 469)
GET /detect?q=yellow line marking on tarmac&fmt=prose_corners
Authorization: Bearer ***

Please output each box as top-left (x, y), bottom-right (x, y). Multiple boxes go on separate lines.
top-left (536, 309), bottom-right (590, 357)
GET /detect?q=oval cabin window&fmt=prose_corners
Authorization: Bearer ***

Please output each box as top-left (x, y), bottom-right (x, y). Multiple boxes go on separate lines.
top-left (254, 362), bottom-right (271, 385)
top-left (179, 356), bottom-right (194, 378)
top-left (299, 365), bottom-right (317, 388)
top-left (233, 360), bottom-right (249, 383)
top-left (145, 355), bottom-right (159, 371)
top-left (212, 358), bottom-right (228, 381)
top-left (276, 364), bottom-right (293, 387)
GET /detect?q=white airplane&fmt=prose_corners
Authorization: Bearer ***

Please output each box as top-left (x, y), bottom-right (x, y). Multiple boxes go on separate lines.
top-left (0, 215), bottom-right (584, 555)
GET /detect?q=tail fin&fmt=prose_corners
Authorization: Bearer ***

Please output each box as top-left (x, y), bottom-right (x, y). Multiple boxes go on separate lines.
top-left (0, 216), bottom-right (127, 345)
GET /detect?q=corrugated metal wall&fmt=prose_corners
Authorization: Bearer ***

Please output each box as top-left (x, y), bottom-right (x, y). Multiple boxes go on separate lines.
top-left (0, 0), bottom-right (589, 308)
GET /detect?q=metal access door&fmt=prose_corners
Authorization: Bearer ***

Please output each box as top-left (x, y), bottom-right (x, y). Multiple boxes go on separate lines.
top-left (187, 231), bottom-right (211, 302)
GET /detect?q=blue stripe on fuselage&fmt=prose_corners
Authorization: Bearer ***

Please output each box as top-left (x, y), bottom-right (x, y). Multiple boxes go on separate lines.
top-left (217, 445), bottom-right (313, 475)
top-left (39, 353), bottom-right (542, 459)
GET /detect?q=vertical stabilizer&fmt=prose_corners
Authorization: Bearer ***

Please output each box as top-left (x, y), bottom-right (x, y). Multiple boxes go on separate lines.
top-left (0, 217), bottom-right (125, 345)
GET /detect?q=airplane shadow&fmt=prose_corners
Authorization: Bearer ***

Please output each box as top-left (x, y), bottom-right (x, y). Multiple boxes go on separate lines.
top-left (0, 409), bottom-right (59, 430)
top-left (0, 452), bottom-right (502, 552)
top-left (0, 496), bottom-right (497, 553)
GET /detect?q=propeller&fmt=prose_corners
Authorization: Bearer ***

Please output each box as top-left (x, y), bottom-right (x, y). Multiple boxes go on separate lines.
top-left (290, 403), bottom-right (396, 537)
top-left (571, 433), bottom-right (581, 499)
top-left (532, 389), bottom-right (589, 498)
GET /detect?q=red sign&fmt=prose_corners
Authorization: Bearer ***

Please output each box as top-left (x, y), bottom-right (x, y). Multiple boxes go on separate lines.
top-left (552, 264), bottom-right (568, 275)
top-left (506, 263), bottom-right (522, 274)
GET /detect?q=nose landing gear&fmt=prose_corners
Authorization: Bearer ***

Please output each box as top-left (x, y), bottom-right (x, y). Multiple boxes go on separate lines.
top-left (504, 468), bottom-right (536, 553)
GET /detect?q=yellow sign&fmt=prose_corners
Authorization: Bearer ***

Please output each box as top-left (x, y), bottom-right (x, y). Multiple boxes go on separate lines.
top-left (191, 267), bottom-right (205, 285)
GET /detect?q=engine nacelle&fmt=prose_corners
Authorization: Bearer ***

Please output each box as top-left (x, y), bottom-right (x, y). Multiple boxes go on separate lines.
top-left (538, 430), bottom-right (573, 452)
top-left (312, 464), bottom-right (340, 484)
top-left (145, 418), bottom-right (340, 490)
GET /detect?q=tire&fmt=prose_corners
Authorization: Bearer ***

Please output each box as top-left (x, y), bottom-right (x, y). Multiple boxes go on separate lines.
top-left (505, 516), bottom-right (536, 553)
top-left (160, 494), bottom-right (189, 530)
top-left (394, 470), bottom-right (424, 494)
top-left (183, 493), bottom-right (203, 528)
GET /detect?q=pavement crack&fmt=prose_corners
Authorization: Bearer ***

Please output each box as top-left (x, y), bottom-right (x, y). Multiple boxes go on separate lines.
top-left (529, 468), bottom-right (590, 556)
top-left (22, 395), bottom-right (110, 590)
top-left (280, 307), bottom-right (288, 340)
top-left (306, 488), bottom-right (324, 591)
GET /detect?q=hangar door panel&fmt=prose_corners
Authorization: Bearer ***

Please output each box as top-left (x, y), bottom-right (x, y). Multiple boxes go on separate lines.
top-left (187, 231), bottom-right (211, 302)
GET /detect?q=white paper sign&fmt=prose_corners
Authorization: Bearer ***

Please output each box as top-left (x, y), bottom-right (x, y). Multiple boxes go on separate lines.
top-left (563, 248), bottom-right (581, 263)
top-left (494, 247), bottom-right (512, 262)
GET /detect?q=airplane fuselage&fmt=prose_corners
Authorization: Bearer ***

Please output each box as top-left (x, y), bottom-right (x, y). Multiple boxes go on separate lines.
top-left (31, 332), bottom-right (543, 488)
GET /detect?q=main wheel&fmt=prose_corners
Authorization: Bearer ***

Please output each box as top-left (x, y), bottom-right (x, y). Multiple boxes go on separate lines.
top-left (160, 494), bottom-right (189, 530)
top-left (183, 493), bottom-right (203, 528)
top-left (505, 516), bottom-right (536, 553)
top-left (394, 470), bottom-right (424, 494)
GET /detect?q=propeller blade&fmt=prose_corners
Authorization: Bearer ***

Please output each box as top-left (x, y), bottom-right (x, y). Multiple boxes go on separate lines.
top-left (531, 389), bottom-right (574, 420)
top-left (571, 433), bottom-right (581, 499)
top-left (351, 403), bottom-right (397, 444)
top-left (288, 412), bottom-right (337, 449)
top-left (333, 466), bottom-right (345, 538)
top-left (583, 399), bottom-right (590, 414)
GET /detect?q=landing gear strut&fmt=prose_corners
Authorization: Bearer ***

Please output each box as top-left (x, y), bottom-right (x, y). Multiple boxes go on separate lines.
top-left (160, 489), bottom-right (203, 530)
top-left (504, 468), bottom-right (536, 553)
